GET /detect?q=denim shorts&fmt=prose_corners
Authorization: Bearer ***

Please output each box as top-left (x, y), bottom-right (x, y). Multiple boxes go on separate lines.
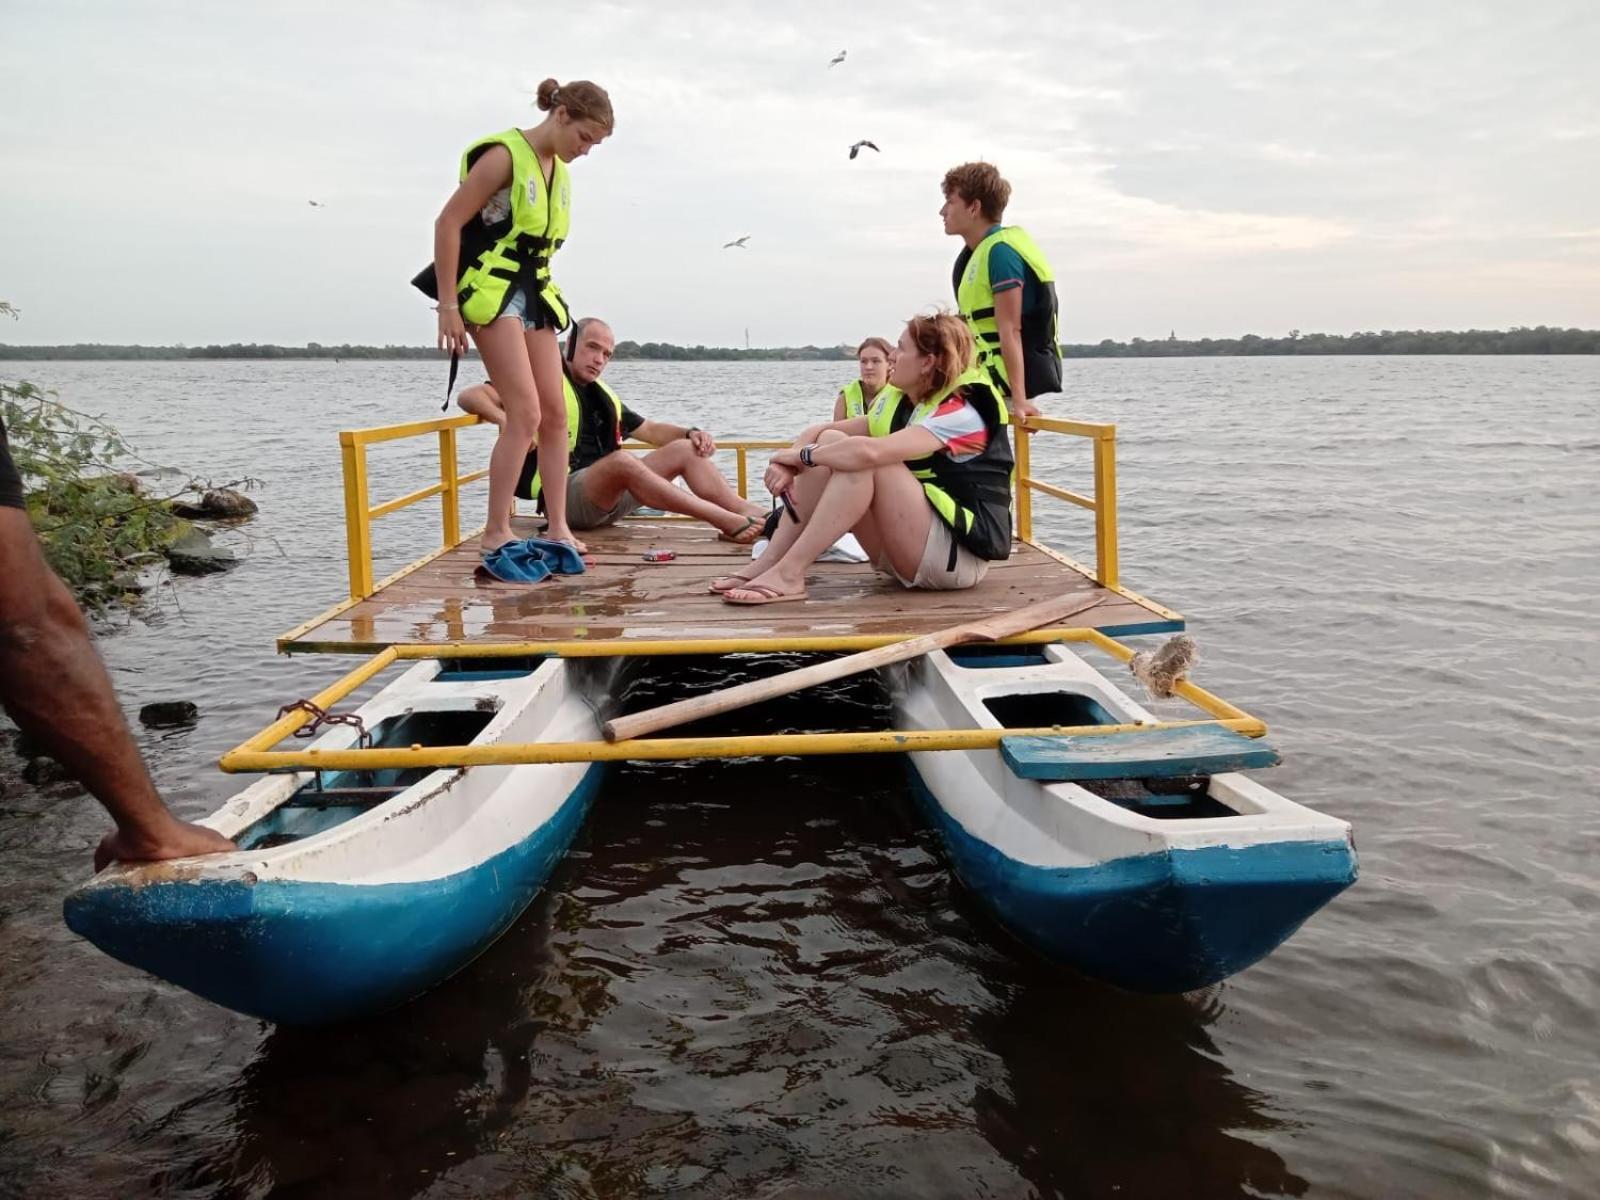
top-left (493, 287), bottom-right (551, 331)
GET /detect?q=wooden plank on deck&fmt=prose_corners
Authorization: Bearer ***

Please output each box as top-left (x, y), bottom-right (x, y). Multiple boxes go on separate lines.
top-left (280, 518), bottom-right (1183, 654)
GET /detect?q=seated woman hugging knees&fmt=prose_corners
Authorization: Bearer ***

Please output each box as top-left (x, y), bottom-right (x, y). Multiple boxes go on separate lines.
top-left (713, 312), bottom-right (1012, 605)
top-left (833, 336), bottom-right (898, 422)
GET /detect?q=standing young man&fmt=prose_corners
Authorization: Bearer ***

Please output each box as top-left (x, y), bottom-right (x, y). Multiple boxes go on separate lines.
top-left (940, 162), bottom-right (1062, 420)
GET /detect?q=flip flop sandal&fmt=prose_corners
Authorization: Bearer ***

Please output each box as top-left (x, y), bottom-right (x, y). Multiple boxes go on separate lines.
top-left (716, 515), bottom-right (762, 544)
top-left (708, 573), bottom-right (759, 594)
top-left (722, 583), bottom-right (809, 606)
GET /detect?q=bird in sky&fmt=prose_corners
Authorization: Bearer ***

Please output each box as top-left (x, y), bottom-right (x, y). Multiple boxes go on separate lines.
top-left (307, 199), bottom-right (325, 207)
top-left (722, 235), bottom-right (751, 249)
top-left (848, 140), bottom-right (880, 160)
top-left (828, 49), bottom-right (847, 67)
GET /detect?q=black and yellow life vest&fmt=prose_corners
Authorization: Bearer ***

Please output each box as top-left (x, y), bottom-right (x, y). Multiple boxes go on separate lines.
top-left (865, 384), bottom-right (912, 438)
top-left (413, 129), bottom-right (573, 329)
top-left (515, 373), bottom-right (625, 503)
top-left (841, 379), bottom-right (894, 420)
top-left (953, 225), bottom-right (1062, 399)
top-left (873, 366), bottom-right (1014, 561)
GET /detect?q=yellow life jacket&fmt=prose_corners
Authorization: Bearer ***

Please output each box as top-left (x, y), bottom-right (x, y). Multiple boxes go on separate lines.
top-left (880, 366), bottom-right (1014, 561)
top-left (953, 225), bottom-right (1062, 398)
top-left (865, 385), bottom-right (910, 438)
top-left (441, 129), bottom-right (573, 329)
top-left (515, 373), bottom-right (624, 503)
top-left (841, 378), bottom-right (891, 420)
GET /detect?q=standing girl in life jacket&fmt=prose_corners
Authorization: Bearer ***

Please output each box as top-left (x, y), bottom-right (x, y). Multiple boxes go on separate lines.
top-left (431, 78), bottom-right (614, 556)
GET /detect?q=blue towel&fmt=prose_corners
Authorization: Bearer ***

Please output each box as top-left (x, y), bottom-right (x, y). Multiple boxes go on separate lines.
top-left (480, 537), bottom-right (586, 583)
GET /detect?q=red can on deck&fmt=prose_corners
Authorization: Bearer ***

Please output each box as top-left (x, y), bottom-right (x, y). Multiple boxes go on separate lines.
top-left (642, 549), bottom-right (677, 562)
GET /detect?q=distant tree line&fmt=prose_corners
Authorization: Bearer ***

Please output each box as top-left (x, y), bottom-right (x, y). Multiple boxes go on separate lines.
top-left (1062, 326), bottom-right (1599, 357)
top-left (0, 341), bottom-right (855, 362)
top-left (609, 342), bottom-right (850, 361)
top-left (0, 342), bottom-right (445, 361)
top-left (2, 326), bottom-right (1595, 362)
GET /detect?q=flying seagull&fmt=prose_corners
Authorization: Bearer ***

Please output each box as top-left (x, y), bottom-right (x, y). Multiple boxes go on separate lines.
top-left (722, 235), bottom-right (751, 249)
top-left (307, 199), bottom-right (325, 207)
top-left (828, 49), bottom-right (847, 67)
top-left (848, 140), bottom-right (880, 160)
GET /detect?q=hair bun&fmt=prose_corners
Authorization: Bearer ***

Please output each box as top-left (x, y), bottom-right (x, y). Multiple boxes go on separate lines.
top-left (535, 78), bottom-right (561, 111)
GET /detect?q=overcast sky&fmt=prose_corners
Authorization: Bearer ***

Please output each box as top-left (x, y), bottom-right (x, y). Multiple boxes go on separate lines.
top-left (2, 0), bottom-right (1597, 346)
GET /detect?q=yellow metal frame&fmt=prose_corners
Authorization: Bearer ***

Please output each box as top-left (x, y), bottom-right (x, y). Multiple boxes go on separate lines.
top-left (340, 414), bottom-right (490, 599)
top-left (283, 408), bottom-right (1179, 654)
top-left (1013, 415), bottom-right (1118, 588)
top-left (222, 628), bottom-right (1261, 773)
top-left (337, 414), bottom-right (805, 601)
top-left (334, 415), bottom-right (1125, 601)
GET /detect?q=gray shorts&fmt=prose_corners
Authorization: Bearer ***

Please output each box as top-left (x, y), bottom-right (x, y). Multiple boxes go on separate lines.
top-left (565, 464), bottom-right (642, 530)
top-left (876, 517), bottom-right (990, 591)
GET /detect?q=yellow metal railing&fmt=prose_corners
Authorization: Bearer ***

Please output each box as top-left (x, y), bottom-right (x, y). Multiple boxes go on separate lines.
top-left (336, 415), bottom-right (1121, 600)
top-left (340, 414), bottom-right (491, 599)
top-left (338, 416), bottom-right (800, 601)
top-left (220, 628), bottom-right (1260, 773)
top-left (1013, 416), bottom-right (1118, 589)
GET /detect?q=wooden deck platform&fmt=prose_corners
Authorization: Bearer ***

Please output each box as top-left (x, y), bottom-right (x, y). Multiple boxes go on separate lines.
top-left (280, 517), bottom-right (1183, 655)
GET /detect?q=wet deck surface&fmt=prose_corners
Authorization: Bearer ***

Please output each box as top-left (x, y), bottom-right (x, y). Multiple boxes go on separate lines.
top-left (281, 518), bottom-right (1182, 654)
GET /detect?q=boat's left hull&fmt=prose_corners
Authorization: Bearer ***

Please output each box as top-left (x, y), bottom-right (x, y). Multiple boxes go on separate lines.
top-left (64, 656), bottom-right (611, 1025)
top-left (63, 764), bottom-right (602, 1025)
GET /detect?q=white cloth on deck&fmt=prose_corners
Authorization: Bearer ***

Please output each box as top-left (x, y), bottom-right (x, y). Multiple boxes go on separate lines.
top-left (751, 532), bottom-right (869, 564)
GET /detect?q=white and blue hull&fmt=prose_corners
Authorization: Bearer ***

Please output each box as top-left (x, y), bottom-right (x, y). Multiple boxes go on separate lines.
top-left (890, 646), bottom-right (1357, 993)
top-left (64, 657), bottom-right (603, 1025)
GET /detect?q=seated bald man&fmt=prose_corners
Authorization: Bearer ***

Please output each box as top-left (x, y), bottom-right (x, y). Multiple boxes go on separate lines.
top-left (457, 318), bottom-right (766, 542)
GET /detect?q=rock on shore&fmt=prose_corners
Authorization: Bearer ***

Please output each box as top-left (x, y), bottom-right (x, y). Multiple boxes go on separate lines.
top-left (171, 488), bottom-right (258, 520)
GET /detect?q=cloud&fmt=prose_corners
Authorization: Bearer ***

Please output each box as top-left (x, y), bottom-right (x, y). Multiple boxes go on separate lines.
top-left (0, 0), bottom-right (1596, 345)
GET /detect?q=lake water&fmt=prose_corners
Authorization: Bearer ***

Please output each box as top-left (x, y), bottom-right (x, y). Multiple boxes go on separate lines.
top-left (1, 356), bottom-right (1596, 1198)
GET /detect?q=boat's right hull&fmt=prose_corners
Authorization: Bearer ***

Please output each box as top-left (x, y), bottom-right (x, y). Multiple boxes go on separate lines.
top-left (908, 765), bottom-right (1355, 992)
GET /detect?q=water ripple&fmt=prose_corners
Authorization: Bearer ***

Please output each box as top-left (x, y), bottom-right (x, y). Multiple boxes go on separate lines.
top-left (2, 356), bottom-right (1598, 1197)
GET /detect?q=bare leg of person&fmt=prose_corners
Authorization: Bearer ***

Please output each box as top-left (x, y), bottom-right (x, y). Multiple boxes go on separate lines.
top-left (648, 444), bottom-right (765, 519)
top-left (474, 321), bottom-right (539, 552)
top-left (579, 452), bottom-right (760, 537)
top-left (525, 326), bottom-right (584, 553)
top-left (709, 461), bottom-right (834, 592)
top-left (457, 383), bottom-right (505, 427)
top-left (726, 463), bottom-right (931, 601)
top-left (0, 509), bottom-right (236, 867)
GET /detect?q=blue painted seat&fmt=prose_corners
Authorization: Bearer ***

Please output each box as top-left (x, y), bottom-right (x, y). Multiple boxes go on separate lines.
top-left (999, 725), bottom-right (1279, 782)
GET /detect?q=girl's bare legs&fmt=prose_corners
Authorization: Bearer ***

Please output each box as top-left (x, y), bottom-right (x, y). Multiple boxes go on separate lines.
top-left (726, 463), bottom-right (931, 601)
top-left (525, 325), bottom-right (584, 552)
top-left (473, 320), bottom-right (540, 552)
top-left (709, 462), bottom-right (833, 591)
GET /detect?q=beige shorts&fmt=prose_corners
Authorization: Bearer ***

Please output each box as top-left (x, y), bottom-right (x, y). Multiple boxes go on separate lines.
top-left (876, 517), bottom-right (991, 591)
top-left (564, 465), bottom-right (641, 530)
